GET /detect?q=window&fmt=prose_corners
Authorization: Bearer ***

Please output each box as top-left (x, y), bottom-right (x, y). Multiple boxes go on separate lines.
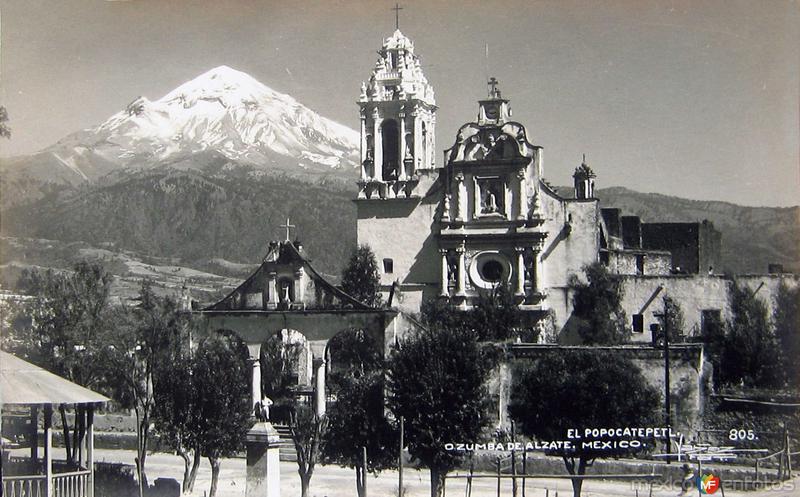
top-left (632, 314), bottom-right (644, 333)
top-left (701, 309), bottom-right (722, 337)
top-left (381, 119), bottom-right (400, 179)
top-left (383, 258), bottom-right (394, 274)
top-left (636, 255), bottom-right (645, 275)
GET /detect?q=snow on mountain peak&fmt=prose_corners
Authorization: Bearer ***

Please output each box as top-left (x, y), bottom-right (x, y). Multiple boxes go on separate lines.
top-left (55, 66), bottom-right (360, 179)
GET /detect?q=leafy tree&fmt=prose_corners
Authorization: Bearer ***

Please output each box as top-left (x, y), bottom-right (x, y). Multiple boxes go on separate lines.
top-left (657, 295), bottom-right (686, 343)
top-left (721, 281), bottom-right (783, 387)
top-left (509, 350), bottom-right (660, 497)
top-left (4, 262), bottom-right (113, 464)
top-left (570, 263), bottom-right (629, 344)
top-left (322, 329), bottom-right (395, 497)
top-left (102, 280), bottom-right (182, 497)
top-left (192, 332), bottom-right (252, 497)
top-left (387, 326), bottom-right (493, 497)
top-left (420, 284), bottom-right (524, 342)
top-left (289, 405), bottom-right (328, 497)
top-left (152, 312), bottom-right (201, 494)
top-left (774, 283), bottom-right (800, 387)
top-left (341, 244), bottom-right (383, 307)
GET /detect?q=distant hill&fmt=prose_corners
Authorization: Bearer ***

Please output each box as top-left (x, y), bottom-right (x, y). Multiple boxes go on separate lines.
top-left (1, 168), bottom-right (357, 279)
top-left (594, 187), bottom-right (800, 274)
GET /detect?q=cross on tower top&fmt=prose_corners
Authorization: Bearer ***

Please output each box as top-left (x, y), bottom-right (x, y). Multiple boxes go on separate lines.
top-left (280, 217), bottom-right (296, 242)
top-left (488, 77), bottom-right (501, 98)
top-left (392, 3), bottom-right (403, 30)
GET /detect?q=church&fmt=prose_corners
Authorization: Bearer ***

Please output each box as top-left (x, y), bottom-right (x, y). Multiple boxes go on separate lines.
top-left (197, 28), bottom-right (797, 424)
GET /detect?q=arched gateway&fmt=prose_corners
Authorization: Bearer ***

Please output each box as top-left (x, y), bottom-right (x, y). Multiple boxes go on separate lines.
top-left (194, 239), bottom-right (415, 414)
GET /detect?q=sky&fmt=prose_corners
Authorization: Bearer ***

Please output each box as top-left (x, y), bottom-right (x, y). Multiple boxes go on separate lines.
top-left (1, 0), bottom-right (798, 207)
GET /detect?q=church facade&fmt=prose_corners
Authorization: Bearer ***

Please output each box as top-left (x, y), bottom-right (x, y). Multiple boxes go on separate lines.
top-left (352, 29), bottom-right (798, 343)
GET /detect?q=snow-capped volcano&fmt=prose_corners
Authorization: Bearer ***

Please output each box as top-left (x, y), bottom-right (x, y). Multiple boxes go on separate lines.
top-left (4, 66), bottom-right (360, 185)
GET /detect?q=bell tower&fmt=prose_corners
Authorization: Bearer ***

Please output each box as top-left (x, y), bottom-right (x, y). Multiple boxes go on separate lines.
top-left (357, 29), bottom-right (437, 199)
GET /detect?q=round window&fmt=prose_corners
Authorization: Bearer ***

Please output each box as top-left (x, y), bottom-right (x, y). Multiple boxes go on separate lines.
top-left (468, 251), bottom-right (511, 290)
top-left (481, 260), bottom-right (504, 282)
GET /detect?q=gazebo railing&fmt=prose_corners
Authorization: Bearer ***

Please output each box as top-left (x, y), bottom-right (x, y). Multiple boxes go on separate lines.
top-left (2, 469), bottom-right (90, 497)
top-left (2, 474), bottom-right (47, 497)
top-left (52, 469), bottom-right (90, 497)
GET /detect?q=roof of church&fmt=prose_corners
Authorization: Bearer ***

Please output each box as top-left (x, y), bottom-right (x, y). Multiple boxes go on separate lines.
top-left (204, 241), bottom-right (371, 312)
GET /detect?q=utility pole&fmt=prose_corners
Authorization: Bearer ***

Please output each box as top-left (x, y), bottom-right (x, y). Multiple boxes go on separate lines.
top-left (399, 416), bottom-right (404, 496)
top-left (654, 311), bottom-right (671, 462)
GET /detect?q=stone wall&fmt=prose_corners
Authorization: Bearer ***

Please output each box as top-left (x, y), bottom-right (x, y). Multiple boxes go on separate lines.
top-left (618, 273), bottom-right (799, 344)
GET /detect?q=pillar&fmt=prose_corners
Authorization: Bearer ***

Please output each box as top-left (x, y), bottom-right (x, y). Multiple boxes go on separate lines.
top-left (246, 422), bottom-right (281, 497)
top-left (515, 248), bottom-right (526, 297)
top-left (517, 169), bottom-right (527, 220)
top-left (248, 346), bottom-right (262, 413)
top-left (30, 405), bottom-right (38, 463)
top-left (87, 406), bottom-right (95, 497)
top-left (314, 359), bottom-right (326, 418)
top-left (456, 245), bottom-right (467, 296)
top-left (533, 248), bottom-right (544, 294)
top-left (294, 269), bottom-right (305, 303)
top-left (440, 249), bottom-right (449, 297)
top-left (44, 405), bottom-right (53, 497)
top-left (455, 173), bottom-right (466, 222)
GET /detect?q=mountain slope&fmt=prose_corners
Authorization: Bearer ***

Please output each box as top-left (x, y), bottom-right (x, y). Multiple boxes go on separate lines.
top-left (594, 187), bottom-right (800, 274)
top-left (0, 66), bottom-right (359, 206)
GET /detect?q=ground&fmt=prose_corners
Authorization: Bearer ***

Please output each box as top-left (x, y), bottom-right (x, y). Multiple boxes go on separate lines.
top-left (66, 448), bottom-right (800, 497)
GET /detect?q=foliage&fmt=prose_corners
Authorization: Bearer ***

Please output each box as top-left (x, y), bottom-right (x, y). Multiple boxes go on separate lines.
top-left (420, 284), bottom-right (524, 342)
top-left (569, 263), bottom-right (629, 344)
top-left (5, 262), bottom-right (113, 388)
top-left (341, 244), bottom-right (383, 307)
top-left (326, 327), bottom-right (383, 391)
top-left (509, 350), bottom-right (660, 497)
top-left (101, 280), bottom-right (190, 496)
top-left (3, 262), bottom-right (113, 465)
top-left (151, 311), bottom-right (201, 494)
top-left (260, 333), bottom-right (303, 402)
top-left (658, 295), bottom-right (686, 343)
top-left (773, 283), bottom-right (800, 387)
top-left (289, 405), bottom-right (328, 497)
top-left (323, 328), bottom-right (396, 497)
top-left (192, 332), bottom-right (252, 497)
top-left (387, 326), bottom-right (493, 497)
top-left (721, 281), bottom-right (783, 388)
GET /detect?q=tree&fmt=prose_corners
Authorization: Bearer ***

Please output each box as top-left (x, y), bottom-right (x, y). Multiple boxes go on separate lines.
top-left (152, 312), bottom-right (201, 494)
top-left (570, 263), bottom-right (629, 344)
top-left (322, 329), bottom-right (396, 497)
top-left (102, 280), bottom-right (182, 497)
top-left (421, 284), bottom-right (524, 342)
top-left (0, 106), bottom-right (10, 138)
top-left (721, 281), bottom-right (783, 387)
top-left (657, 295), bottom-right (686, 343)
top-left (509, 350), bottom-right (660, 497)
top-left (341, 244), bottom-right (383, 307)
top-left (289, 405), bottom-right (328, 497)
top-left (5, 262), bottom-right (113, 464)
top-left (387, 326), bottom-right (494, 497)
top-left (774, 283), bottom-right (800, 388)
top-left (192, 332), bottom-right (252, 497)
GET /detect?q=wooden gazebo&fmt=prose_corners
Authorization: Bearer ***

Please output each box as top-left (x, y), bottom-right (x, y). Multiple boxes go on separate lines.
top-left (1, 351), bottom-right (109, 497)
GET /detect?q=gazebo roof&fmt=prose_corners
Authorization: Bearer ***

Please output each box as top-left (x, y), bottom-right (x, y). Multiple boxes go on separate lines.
top-left (0, 351), bottom-right (109, 406)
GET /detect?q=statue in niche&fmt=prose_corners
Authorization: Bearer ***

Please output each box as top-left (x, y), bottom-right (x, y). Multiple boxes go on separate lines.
top-left (446, 251), bottom-right (458, 283)
top-left (484, 192), bottom-right (498, 213)
top-left (442, 194), bottom-right (451, 219)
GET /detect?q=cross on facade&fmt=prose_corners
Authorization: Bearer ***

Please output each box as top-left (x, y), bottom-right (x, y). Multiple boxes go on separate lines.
top-left (280, 217), bottom-right (296, 242)
top-left (488, 77), bottom-right (499, 98)
top-left (392, 3), bottom-right (403, 30)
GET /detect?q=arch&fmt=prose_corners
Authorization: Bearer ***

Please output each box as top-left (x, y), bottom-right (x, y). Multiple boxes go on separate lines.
top-left (258, 328), bottom-right (314, 422)
top-left (381, 119), bottom-right (400, 179)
